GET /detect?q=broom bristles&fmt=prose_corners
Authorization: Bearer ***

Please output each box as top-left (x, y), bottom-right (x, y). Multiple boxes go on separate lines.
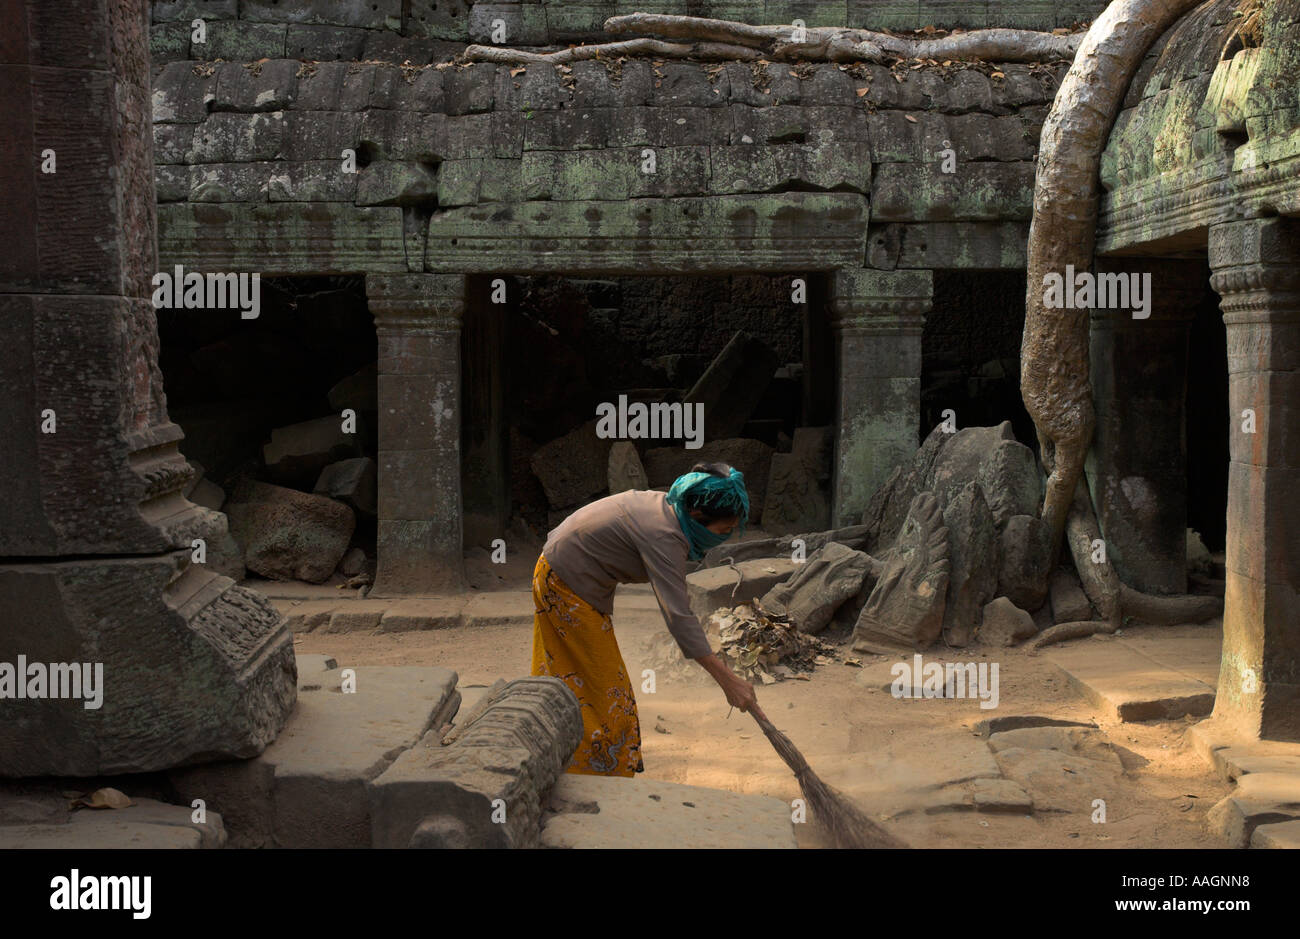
top-left (754, 715), bottom-right (907, 849)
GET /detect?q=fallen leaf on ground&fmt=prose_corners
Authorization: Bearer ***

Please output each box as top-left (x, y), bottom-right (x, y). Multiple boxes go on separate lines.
top-left (71, 787), bottom-right (133, 811)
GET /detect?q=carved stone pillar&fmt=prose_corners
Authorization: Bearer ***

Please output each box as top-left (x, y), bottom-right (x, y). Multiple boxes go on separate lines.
top-left (0, 0), bottom-right (296, 776)
top-left (1207, 218), bottom-right (1300, 742)
top-left (1088, 257), bottom-right (1201, 594)
top-left (828, 270), bottom-right (932, 527)
top-left (367, 273), bottom-right (467, 595)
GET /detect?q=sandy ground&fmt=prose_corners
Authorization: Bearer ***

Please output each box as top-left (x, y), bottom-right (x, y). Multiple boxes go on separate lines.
top-left (294, 562), bottom-right (1232, 849)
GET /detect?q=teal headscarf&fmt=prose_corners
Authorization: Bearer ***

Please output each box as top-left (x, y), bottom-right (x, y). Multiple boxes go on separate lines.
top-left (665, 468), bottom-right (750, 561)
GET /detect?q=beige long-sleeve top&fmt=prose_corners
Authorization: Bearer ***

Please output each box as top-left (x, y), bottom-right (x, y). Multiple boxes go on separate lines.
top-left (542, 489), bottom-right (710, 660)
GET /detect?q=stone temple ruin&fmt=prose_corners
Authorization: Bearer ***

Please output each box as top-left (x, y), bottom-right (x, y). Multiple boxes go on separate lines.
top-left (1, 0), bottom-right (1298, 852)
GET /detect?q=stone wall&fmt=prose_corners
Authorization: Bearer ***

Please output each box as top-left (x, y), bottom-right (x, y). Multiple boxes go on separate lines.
top-left (153, 54), bottom-right (1065, 275)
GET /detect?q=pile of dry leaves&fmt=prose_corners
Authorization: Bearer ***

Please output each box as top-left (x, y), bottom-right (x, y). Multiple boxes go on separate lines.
top-left (711, 599), bottom-right (850, 684)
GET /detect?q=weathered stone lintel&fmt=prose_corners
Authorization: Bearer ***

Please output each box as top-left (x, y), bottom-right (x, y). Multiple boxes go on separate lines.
top-left (157, 202), bottom-right (407, 274)
top-left (369, 676), bottom-right (583, 849)
top-left (1098, 132), bottom-right (1300, 256)
top-left (424, 194), bottom-right (867, 274)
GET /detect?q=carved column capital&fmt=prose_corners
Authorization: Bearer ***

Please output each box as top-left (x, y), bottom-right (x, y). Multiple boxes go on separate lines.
top-left (367, 273), bottom-right (467, 334)
top-left (1209, 218), bottom-right (1300, 324)
top-left (829, 268), bottom-right (932, 333)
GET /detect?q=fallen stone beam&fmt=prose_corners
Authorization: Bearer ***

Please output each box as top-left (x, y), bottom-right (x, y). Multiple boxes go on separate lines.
top-left (368, 676), bottom-right (583, 849)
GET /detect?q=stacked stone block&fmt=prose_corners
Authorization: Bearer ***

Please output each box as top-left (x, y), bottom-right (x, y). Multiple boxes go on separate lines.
top-left (155, 53), bottom-right (1065, 276)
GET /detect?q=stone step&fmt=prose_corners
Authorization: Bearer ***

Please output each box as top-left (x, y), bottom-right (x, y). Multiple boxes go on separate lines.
top-left (1207, 772), bottom-right (1300, 849)
top-left (275, 590), bottom-right (534, 634)
top-left (539, 774), bottom-right (797, 849)
top-left (1187, 717), bottom-right (1300, 782)
top-left (1045, 633), bottom-right (1219, 722)
top-left (169, 664), bottom-right (461, 848)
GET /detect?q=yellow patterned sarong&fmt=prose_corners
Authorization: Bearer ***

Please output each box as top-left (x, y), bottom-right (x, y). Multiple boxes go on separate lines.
top-left (531, 553), bottom-right (643, 777)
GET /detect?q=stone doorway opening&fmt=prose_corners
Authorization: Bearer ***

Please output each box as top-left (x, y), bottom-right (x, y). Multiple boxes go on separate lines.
top-left (1186, 279), bottom-right (1230, 558)
top-left (922, 270), bottom-right (1036, 450)
top-left (157, 275), bottom-right (380, 585)
top-left (490, 272), bottom-right (833, 544)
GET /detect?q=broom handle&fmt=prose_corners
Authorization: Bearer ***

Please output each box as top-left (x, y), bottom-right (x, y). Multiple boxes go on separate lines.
top-left (750, 712), bottom-right (812, 775)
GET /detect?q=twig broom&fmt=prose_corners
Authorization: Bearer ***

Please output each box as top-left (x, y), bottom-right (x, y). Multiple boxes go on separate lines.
top-left (752, 713), bottom-right (907, 849)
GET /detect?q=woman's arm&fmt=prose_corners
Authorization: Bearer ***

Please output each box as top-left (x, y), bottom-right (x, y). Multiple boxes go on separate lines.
top-left (694, 652), bottom-right (767, 721)
top-left (638, 537), bottom-right (767, 720)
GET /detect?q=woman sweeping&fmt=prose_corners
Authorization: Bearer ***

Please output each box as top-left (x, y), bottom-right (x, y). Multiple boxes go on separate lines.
top-left (531, 461), bottom-right (767, 777)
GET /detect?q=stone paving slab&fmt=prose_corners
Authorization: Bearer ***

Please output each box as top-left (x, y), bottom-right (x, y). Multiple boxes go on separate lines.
top-left (1106, 629), bottom-right (1221, 687)
top-left (461, 591), bottom-right (533, 627)
top-left (974, 715), bottom-right (1097, 738)
top-left (902, 777), bottom-right (1033, 816)
top-left (540, 774), bottom-right (797, 849)
top-left (0, 798), bottom-right (226, 849)
top-left (295, 652), bottom-right (338, 673)
top-left (1045, 633), bottom-right (1220, 722)
top-left (1252, 819), bottom-right (1300, 849)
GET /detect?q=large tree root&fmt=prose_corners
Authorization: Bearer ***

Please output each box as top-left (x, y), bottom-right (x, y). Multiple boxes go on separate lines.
top-left (1118, 586), bottom-right (1223, 627)
top-left (1065, 478), bottom-right (1122, 626)
top-left (463, 13), bottom-right (1083, 66)
top-left (1021, 0), bottom-right (1203, 562)
top-left (606, 14), bottom-right (1083, 62)
top-left (464, 37), bottom-right (760, 64)
top-left (1061, 477), bottom-right (1223, 639)
top-left (1032, 620), bottom-right (1115, 650)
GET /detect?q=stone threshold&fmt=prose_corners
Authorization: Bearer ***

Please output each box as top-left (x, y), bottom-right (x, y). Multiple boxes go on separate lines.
top-left (258, 581), bottom-right (535, 633)
top-left (1044, 628), bottom-right (1221, 723)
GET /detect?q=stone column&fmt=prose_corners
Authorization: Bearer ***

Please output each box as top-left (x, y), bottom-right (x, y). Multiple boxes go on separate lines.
top-left (0, 0), bottom-right (295, 776)
top-left (1207, 218), bottom-right (1300, 742)
top-left (367, 273), bottom-right (468, 595)
top-left (1088, 257), bottom-right (1202, 595)
top-left (828, 270), bottom-right (932, 527)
